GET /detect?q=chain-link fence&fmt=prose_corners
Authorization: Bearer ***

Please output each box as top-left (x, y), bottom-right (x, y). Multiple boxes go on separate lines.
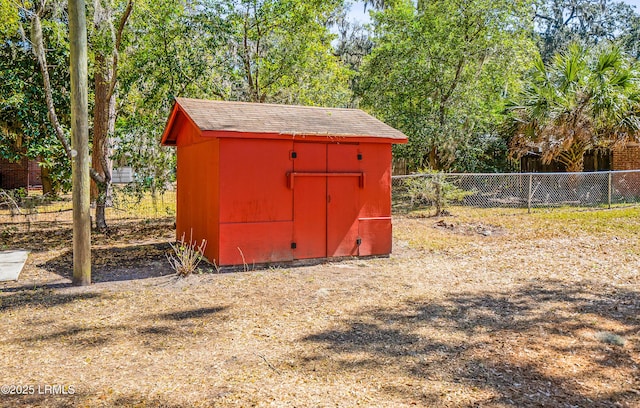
top-left (3, 170), bottom-right (640, 236)
top-left (0, 187), bottom-right (176, 233)
top-left (392, 170), bottom-right (640, 212)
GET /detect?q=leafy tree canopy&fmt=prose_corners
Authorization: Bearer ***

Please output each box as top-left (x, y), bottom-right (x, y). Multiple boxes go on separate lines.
top-left (115, 0), bottom-right (352, 195)
top-left (0, 0), bottom-right (19, 38)
top-left (0, 2), bottom-right (71, 192)
top-left (534, 0), bottom-right (638, 61)
top-left (358, 0), bottom-right (536, 172)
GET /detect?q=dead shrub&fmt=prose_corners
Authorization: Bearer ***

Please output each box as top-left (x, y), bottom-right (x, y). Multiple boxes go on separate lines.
top-left (166, 230), bottom-right (207, 277)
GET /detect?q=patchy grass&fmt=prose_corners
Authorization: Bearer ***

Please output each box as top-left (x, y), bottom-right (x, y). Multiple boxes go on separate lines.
top-left (1, 207), bottom-right (639, 407)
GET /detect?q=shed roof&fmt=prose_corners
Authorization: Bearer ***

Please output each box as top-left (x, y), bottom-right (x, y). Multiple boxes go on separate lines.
top-left (161, 98), bottom-right (408, 145)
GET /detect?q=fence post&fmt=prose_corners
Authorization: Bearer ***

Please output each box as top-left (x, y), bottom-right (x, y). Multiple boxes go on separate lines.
top-left (608, 171), bottom-right (612, 209)
top-left (527, 173), bottom-right (532, 213)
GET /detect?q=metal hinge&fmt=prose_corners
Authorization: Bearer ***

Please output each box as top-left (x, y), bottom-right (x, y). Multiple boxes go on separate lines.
top-left (356, 238), bottom-right (362, 246)
top-left (291, 151), bottom-right (297, 159)
top-left (291, 242), bottom-right (297, 249)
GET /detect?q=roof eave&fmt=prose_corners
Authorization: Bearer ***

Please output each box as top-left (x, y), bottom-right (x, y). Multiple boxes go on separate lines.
top-left (199, 130), bottom-right (408, 144)
top-left (160, 100), bottom-right (204, 146)
top-left (160, 100), bottom-right (181, 146)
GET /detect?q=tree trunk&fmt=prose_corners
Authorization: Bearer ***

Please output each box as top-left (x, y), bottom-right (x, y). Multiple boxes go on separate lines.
top-left (30, 13), bottom-right (73, 159)
top-left (41, 166), bottom-right (53, 195)
top-left (565, 159), bottom-right (584, 173)
top-left (28, 1), bottom-right (91, 283)
top-left (434, 175), bottom-right (443, 216)
top-left (69, 0), bottom-right (92, 286)
top-left (428, 146), bottom-right (439, 170)
top-left (89, 0), bottom-right (133, 231)
top-left (559, 143), bottom-right (586, 173)
top-left (91, 53), bottom-right (113, 231)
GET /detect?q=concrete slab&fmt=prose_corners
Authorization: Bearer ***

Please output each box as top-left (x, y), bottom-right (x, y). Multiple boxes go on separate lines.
top-left (0, 250), bottom-right (29, 281)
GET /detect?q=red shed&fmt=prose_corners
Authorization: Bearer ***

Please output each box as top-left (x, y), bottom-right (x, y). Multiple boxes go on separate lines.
top-left (161, 98), bottom-right (407, 266)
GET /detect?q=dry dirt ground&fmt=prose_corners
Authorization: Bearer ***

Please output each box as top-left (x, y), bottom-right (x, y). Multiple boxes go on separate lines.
top-left (1, 207), bottom-right (639, 407)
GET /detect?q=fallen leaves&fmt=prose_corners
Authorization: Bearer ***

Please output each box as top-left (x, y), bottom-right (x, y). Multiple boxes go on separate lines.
top-left (0, 208), bottom-right (639, 406)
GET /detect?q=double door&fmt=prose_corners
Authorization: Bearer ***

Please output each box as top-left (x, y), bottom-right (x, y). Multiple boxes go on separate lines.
top-left (291, 142), bottom-right (361, 259)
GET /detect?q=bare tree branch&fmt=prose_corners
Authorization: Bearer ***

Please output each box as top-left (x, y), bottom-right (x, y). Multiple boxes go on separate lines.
top-left (107, 0), bottom-right (133, 101)
top-left (30, 11), bottom-right (73, 161)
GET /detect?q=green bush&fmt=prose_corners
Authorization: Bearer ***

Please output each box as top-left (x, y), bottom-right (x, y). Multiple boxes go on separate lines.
top-left (405, 171), bottom-right (474, 216)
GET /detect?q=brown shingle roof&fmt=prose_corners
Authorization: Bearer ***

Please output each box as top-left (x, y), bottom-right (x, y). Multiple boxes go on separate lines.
top-left (168, 97), bottom-right (407, 141)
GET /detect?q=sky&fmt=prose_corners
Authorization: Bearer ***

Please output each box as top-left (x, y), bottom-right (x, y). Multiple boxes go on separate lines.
top-left (347, 0), bottom-right (640, 24)
top-left (625, 0), bottom-right (640, 9)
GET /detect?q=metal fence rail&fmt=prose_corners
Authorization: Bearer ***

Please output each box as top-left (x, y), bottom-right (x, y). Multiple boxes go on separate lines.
top-left (0, 188), bottom-right (176, 233)
top-left (392, 170), bottom-right (640, 211)
top-left (3, 170), bottom-right (640, 236)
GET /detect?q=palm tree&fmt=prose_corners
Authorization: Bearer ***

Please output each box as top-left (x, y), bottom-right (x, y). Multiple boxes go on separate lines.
top-left (507, 43), bottom-right (640, 172)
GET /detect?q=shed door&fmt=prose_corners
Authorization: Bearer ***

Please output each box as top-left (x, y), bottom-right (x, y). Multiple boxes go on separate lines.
top-left (291, 142), bottom-right (361, 260)
top-left (292, 143), bottom-right (327, 259)
top-left (327, 144), bottom-right (360, 257)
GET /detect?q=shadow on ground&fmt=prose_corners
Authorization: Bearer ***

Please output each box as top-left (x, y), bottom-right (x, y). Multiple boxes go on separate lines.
top-left (0, 218), bottom-right (174, 252)
top-left (0, 393), bottom-right (194, 408)
top-left (4, 298), bottom-right (228, 352)
top-left (0, 290), bottom-right (102, 312)
top-left (301, 280), bottom-right (640, 407)
top-left (0, 388), bottom-right (239, 408)
top-left (36, 242), bottom-right (173, 283)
